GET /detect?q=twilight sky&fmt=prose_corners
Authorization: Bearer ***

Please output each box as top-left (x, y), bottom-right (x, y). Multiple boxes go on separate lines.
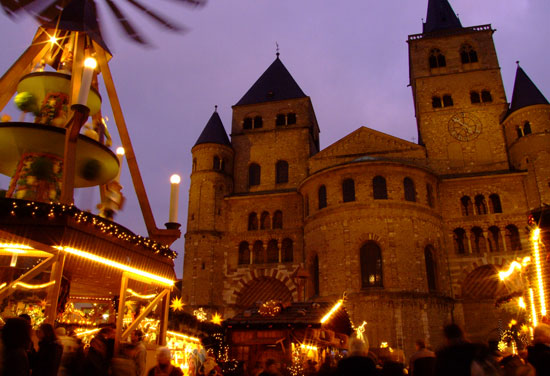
top-left (0, 0), bottom-right (549, 278)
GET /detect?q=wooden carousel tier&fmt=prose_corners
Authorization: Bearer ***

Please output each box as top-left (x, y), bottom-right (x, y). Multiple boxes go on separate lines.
top-left (0, 122), bottom-right (118, 187)
top-left (17, 71), bottom-right (102, 115)
top-left (0, 199), bottom-right (177, 297)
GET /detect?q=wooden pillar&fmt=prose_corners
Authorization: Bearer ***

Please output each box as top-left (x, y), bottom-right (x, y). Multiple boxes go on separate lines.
top-left (159, 289), bottom-right (171, 346)
top-left (45, 253), bottom-right (66, 325)
top-left (115, 273), bottom-right (129, 354)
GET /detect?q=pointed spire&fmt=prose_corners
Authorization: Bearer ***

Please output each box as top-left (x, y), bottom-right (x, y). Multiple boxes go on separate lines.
top-left (194, 110), bottom-right (231, 147)
top-left (235, 57), bottom-right (306, 106)
top-left (509, 65), bottom-right (549, 114)
top-left (423, 0), bottom-right (462, 33)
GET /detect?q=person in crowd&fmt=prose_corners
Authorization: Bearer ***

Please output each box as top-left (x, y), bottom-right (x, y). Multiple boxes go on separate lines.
top-left (30, 323), bottom-right (63, 376)
top-left (381, 349), bottom-right (406, 376)
top-left (258, 359), bottom-right (281, 376)
top-left (131, 329), bottom-right (147, 376)
top-left (527, 323), bottom-right (550, 376)
top-left (318, 355), bottom-right (335, 376)
top-left (147, 347), bottom-right (183, 376)
top-left (84, 326), bottom-right (115, 376)
top-left (336, 337), bottom-right (377, 375)
top-left (305, 359), bottom-right (317, 376)
top-left (112, 343), bottom-right (138, 376)
top-left (55, 326), bottom-right (79, 376)
top-left (499, 353), bottom-right (535, 376)
top-left (2, 317), bottom-right (32, 376)
top-left (409, 339), bottom-right (435, 376)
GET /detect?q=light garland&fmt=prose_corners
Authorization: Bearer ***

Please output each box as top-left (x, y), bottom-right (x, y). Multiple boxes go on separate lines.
top-left (126, 288), bottom-right (157, 299)
top-left (529, 288), bottom-right (538, 327)
top-left (11, 280), bottom-right (55, 289)
top-left (531, 228), bottom-right (547, 317)
top-left (320, 299), bottom-right (343, 324)
top-left (193, 308), bottom-right (207, 322)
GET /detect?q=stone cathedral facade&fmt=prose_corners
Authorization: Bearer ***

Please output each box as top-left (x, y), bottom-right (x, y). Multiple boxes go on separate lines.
top-left (182, 0), bottom-right (550, 357)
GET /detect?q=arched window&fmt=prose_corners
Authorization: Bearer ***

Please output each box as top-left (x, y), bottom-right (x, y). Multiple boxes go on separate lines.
top-left (404, 178), bottom-right (416, 202)
top-left (425, 245), bottom-right (437, 291)
top-left (282, 238), bottom-right (293, 262)
top-left (516, 126), bottom-right (524, 138)
top-left (360, 241), bottom-right (383, 288)
top-left (373, 176), bottom-right (388, 199)
top-left (238, 242), bottom-right (250, 265)
top-left (248, 212), bottom-right (258, 231)
top-left (253, 241), bottom-right (264, 264)
top-left (442, 95), bottom-right (453, 107)
top-left (432, 96), bottom-right (442, 108)
top-left (266, 239), bottom-right (279, 263)
top-left (213, 156), bottom-right (221, 170)
top-left (505, 225), bottom-right (522, 251)
top-left (243, 117), bottom-right (252, 130)
top-left (342, 178), bottom-right (355, 202)
top-left (470, 91), bottom-right (481, 104)
top-left (426, 183), bottom-right (435, 208)
top-left (461, 196), bottom-right (473, 216)
top-left (276, 160), bottom-right (289, 184)
top-left (523, 121), bottom-right (532, 135)
top-left (481, 90), bottom-right (492, 102)
top-left (312, 254), bottom-right (320, 296)
top-left (253, 116), bottom-right (263, 129)
top-left (454, 228), bottom-right (467, 254)
top-left (272, 210), bottom-right (283, 229)
top-left (429, 49), bottom-right (446, 68)
top-left (260, 211), bottom-right (270, 230)
top-left (488, 226), bottom-right (501, 252)
top-left (489, 194), bottom-right (502, 213)
top-left (276, 114), bottom-right (286, 126)
top-left (475, 194), bottom-right (487, 215)
top-left (471, 227), bottom-right (487, 253)
top-left (318, 185), bottom-right (327, 209)
top-left (249, 163), bottom-right (261, 187)
top-left (460, 44), bottom-right (478, 64)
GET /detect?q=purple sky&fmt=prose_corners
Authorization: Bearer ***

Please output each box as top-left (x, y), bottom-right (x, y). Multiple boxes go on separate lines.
top-left (1, 0), bottom-right (549, 278)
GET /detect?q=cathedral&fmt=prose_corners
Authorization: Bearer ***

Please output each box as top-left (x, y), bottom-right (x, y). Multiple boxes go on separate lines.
top-left (182, 0), bottom-right (550, 358)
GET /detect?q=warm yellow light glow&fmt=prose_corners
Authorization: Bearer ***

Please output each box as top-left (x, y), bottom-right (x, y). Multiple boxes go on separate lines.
top-left (0, 282), bottom-right (6, 289)
top-left (84, 57), bottom-right (97, 69)
top-left (76, 328), bottom-right (100, 337)
top-left (167, 331), bottom-right (200, 343)
top-left (13, 281), bottom-right (55, 289)
top-left (532, 228), bottom-right (547, 316)
top-left (518, 297), bottom-right (526, 309)
top-left (116, 147), bottom-right (125, 156)
top-left (211, 312), bottom-right (223, 325)
top-left (509, 319), bottom-right (517, 328)
top-left (54, 246), bottom-right (174, 286)
top-left (0, 243), bottom-right (52, 257)
top-left (49, 35), bottom-right (58, 45)
top-left (355, 321), bottom-right (368, 340)
top-left (530, 288), bottom-right (538, 327)
top-left (320, 299), bottom-right (343, 324)
top-left (126, 288), bottom-right (156, 300)
top-left (170, 297), bottom-right (185, 312)
top-left (380, 342), bottom-right (389, 348)
top-left (170, 174), bottom-right (181, 185)
top-left (522, 256), bottom-right (531, 266)
top-left (300, 344), bottom-right (318, 351)
top-left (499, 261), bottom-right (523, 281)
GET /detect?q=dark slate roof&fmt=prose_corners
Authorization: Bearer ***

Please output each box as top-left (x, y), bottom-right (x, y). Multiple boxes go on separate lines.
top-left (194, 111), bottom-right (231, 147)
top-left (235, 56), bottom-right (307, 106)
top-left (423, 0), bottom-right (462, 33)
top-left (509, 66), bottom-right (549, 114)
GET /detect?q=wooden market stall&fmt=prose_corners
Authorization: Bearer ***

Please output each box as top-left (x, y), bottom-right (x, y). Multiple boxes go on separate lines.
top-left (224, 300), bottom-right (352, 371)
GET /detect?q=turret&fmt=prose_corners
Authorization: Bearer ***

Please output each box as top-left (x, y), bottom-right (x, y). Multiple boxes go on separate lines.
top-left (502, 65), bottom-right (550, 209)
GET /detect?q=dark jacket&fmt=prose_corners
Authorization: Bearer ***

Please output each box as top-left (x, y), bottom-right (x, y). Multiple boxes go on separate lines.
top-left (31, 340), bottom-right (63, 376)
top-left (527, 343), bottom-right (550, 376)
top-left (3, 348), bottom-right (30, 376)
top-left (337, 355), bottom-right (377, 376)
top-left (434, 341), bottom-right (478, 376)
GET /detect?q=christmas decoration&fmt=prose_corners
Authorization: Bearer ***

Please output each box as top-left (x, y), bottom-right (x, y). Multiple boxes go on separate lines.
top-left (259, 300), bottom-right (281, 317)
top-left (170, 296), bottom-right (184, 312)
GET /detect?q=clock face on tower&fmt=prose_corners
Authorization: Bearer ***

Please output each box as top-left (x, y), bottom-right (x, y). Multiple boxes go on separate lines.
top-left (448, 112), bottom-right (482, 142)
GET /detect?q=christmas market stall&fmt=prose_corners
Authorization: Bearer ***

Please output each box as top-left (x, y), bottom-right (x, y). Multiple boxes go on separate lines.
top-left (224, 300), bottom-right (352, 372)
top-left (0, 0), bottom-right (185, 353)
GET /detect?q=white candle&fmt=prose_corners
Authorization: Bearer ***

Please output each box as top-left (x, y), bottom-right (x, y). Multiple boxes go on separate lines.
top-left (76, 57), bottom-right (97, 106)
top-left (115, 147), bottom-right (125, 181)
top-left (169, 174), bottom-right (181, 223)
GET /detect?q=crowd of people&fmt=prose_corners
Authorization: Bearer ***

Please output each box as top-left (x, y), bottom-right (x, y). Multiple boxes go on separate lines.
top-left (1, 317), bottom-right (549, 376)
top-left (0, 315), bottom-right (177, 376)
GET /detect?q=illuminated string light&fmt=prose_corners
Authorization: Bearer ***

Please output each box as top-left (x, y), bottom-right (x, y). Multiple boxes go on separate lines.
top-left (126, 288), bottom-right (156, 299)
top-left (531, 228), bottom-right (547, 317)
top-left (54, 246), bottom-right (174, 286)
top-left (499, 261), bottom-right (524, 280)
top-left (12, 281), bottom-right (55, 289)
top-left (320, 299), bottom-right (343, 323)
top-left (75, 328), bottom-right (100, 337)
top-left (529, 288), bottom-right (538, 327)
top-left (355, 321), bottom-right (368, 340)
top-left (166, 331), bottom-right (200, 343)
top-left (300, 344), bottom-right (318, 351)
top-left (518, 297), bottom-right (526, 309)
top-left (0, 282), bottom-right (6, 289)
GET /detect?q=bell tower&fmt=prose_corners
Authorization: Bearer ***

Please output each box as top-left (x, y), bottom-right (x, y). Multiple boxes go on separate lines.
top-left (408, 0), bottom-right (509, 174)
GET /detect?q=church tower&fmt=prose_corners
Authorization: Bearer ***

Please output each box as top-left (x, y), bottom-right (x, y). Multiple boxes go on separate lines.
top-left (408, 0), bottom-right (509, 174)
top-left (502, 66), bottom-right (550, 210)
top-left (182, 110), bottom-right (233, 309)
